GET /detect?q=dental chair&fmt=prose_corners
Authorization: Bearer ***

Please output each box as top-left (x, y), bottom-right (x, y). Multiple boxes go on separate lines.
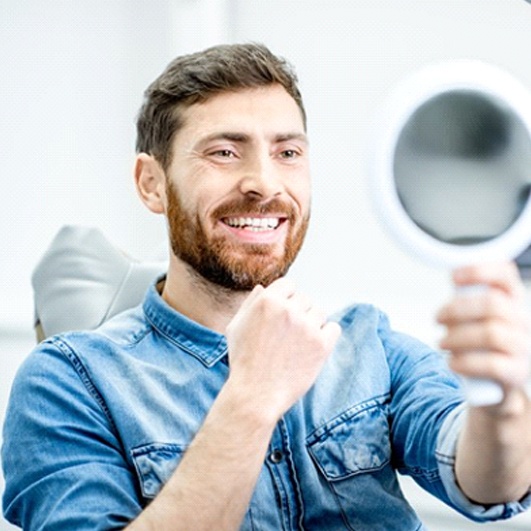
top-left (32, 225), bottom-right (166, 341)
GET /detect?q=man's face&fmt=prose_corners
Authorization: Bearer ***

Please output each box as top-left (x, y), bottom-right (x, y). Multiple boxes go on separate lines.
top-left (164, 84), bottom-right (311, 290)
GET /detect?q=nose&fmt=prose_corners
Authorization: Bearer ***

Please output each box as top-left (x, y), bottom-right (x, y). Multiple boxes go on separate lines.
top-left (238, 155), bottom-right (283, 199)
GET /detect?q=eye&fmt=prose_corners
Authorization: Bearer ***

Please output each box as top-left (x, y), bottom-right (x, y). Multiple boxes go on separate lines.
top-left (279, 149), bottom-right (299, 160)
top-left (212, 149), bottom-right (236, 158)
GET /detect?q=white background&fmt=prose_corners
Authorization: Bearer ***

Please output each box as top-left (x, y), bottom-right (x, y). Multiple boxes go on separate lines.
top-left (1, 1), bottom-right (531, 529)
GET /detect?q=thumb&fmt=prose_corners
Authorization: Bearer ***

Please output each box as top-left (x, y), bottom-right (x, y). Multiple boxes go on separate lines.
top-left (322, 321), bottom-right (342, 352)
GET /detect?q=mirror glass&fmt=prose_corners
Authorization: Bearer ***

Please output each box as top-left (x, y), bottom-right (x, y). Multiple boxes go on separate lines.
top-left (394, 90), bottom-right (531, 246)
top-left (370, 61), bottom-right (531, 268)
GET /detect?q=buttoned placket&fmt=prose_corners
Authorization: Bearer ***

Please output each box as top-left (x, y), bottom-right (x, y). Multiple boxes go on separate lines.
top-left (265, 417), bottom-right (305, 530)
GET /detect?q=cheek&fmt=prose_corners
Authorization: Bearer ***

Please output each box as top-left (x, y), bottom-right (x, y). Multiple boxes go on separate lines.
top-left (289, 179), bottom-right (312, 216)
top-left (194, 194), bottom-right (225, 232)
top-left (173, 182), bottom-right (203, 217)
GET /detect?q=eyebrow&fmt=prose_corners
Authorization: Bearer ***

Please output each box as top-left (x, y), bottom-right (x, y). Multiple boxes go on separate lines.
top-left (275, 132), bottom-right (309, 144)
top-left (197, 131), bottom-right (309, 146)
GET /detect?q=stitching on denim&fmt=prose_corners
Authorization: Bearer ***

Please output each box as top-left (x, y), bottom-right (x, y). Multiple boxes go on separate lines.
top-left (130, 442), bottom-right (187, 457)
top-left (399, 465), bottom-right (441, 483)
top-left (143, 309), bottom-right (227, 367)
top-left (51, 337), bottom-right (118, 432)
top-left (306, 394), bottom-right (391, 443)
top-left (435, 449), bottom-right (456, 465)
top-left (97, 316), bottom-right (153, 349)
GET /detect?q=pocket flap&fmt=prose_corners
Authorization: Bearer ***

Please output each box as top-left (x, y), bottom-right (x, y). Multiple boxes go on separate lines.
top-left (307, 401), bottom-right (391, 481)
top-left (131, 443), bottom-right (186, 498)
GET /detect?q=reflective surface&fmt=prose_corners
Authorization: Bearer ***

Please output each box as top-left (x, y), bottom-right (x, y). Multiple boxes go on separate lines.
top-left (394, 90), bottom-right (531, 245)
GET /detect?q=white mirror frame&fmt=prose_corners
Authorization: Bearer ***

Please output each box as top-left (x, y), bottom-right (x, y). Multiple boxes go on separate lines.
top-left (368, 61), bottom-right (531, 406)
top-left (369, 60), bottom-right (531, 269)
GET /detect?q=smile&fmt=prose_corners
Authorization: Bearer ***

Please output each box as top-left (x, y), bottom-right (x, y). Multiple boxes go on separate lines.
top-left (223, 217), bottom-right (282, 232)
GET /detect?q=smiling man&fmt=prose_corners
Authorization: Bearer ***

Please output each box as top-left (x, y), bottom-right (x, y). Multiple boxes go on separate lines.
top-left (2, 43), bottom-right (531, 530)
top-left (144, 83), bottom-right (311, 296)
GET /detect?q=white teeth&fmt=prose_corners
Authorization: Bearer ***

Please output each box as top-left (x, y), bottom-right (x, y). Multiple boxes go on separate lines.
top-left (225, 217), bottom-right (280, 230)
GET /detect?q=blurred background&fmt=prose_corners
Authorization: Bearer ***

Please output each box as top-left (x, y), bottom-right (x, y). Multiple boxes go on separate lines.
top-left (1, 1), bottom-right (531, 529)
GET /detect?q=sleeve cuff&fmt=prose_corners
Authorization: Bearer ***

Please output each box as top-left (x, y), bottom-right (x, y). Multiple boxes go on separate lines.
top-left (436, 403), bottom-right (531, 522)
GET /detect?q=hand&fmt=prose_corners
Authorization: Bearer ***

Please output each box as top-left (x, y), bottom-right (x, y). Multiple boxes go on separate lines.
top-left (225, 278), bottom-right (341, 422)
top-left (437, 262), bottom-right (531, 406)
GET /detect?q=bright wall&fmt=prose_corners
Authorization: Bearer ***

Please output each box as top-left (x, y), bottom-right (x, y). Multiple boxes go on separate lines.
top-left (2, 1), bottom-right (531, 529)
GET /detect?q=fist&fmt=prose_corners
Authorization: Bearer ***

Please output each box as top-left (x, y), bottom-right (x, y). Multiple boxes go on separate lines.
top-left (437, 262), bottom-right (531, 396)
top-left (225, 278), bottom-right (341, 421)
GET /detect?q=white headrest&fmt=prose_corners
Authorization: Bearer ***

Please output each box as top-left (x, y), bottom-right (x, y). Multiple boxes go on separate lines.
top-left (32, 225), bottom-right (167, 339)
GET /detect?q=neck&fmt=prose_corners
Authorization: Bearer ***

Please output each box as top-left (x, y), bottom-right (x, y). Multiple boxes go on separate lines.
top-left (161, 255), bottom-right (250, 334)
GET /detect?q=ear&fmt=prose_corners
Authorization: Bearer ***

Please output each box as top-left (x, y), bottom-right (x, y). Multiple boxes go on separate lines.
top-left (134, 153), bottom-right (167, 214)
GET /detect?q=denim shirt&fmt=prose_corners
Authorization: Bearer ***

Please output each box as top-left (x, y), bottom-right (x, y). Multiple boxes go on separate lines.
top-left (3, 280), bottom-right (530, 530)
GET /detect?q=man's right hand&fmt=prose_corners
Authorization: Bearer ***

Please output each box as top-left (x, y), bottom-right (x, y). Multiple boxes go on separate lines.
top-left (225, 278), bottom-right (342, 424)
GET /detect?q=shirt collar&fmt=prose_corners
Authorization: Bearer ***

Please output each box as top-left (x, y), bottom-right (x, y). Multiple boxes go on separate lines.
top-left (142, 276), bottom-right (228, 368)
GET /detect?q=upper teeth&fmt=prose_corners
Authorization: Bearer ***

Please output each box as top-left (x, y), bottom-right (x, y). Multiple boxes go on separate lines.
top-left (225, 217), bottom-right (280, 230)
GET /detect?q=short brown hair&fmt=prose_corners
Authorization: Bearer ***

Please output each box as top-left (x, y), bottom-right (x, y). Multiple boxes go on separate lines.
top-left (135, 43), bottom-right (306, 171)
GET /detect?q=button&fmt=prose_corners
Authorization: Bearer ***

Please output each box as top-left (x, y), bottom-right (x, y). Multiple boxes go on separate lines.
top-left (269, 449), bottom-right (284, 464)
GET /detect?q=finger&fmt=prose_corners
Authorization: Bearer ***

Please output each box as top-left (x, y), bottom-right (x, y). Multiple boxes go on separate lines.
top-left (440, 321), bottom-right (529, 355)
top-left (321, 321), bottom-right (342, 352)
top-left (452, 262), bottom-right (525, 300)
top-left (288, 292), bottom-right (313, 313)
top-left (238, 284), bottom-right (265, 312)
top-left (264, 277), bottom-right (297, 298)
top-left (448, 350), bottom-right (531, 388)
top-left (305, 305), bottom-right (328, 328)
top-left (437, 289), bottom-right (526, 325)
top-left (241, 278), bottom-right (296, 314)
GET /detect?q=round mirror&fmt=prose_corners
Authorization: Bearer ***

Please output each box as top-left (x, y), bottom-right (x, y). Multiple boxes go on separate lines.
top-left (370, 61), bottom-right (531, 269)
top-left (369, 61), bottom-right (531, 405)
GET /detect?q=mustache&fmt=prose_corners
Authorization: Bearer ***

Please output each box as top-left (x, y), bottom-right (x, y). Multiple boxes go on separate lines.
top-left (212, 197), bottom-right (297, 220)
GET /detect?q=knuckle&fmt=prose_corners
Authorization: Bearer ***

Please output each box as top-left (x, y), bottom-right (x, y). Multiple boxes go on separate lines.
top-left (485, 291), bottom-right (502, 315)
top-left (225, 321), bottom-right (235, 335)
top-left (257, 291), bottom-right (278, 311)
top-left (484, 322), bottom-right (503, 347)
top-left (512, 333), bottom-right (531, 357)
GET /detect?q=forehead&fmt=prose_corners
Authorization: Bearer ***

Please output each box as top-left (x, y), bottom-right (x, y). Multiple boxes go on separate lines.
top-left (177, 84), bottom-right (306, 140)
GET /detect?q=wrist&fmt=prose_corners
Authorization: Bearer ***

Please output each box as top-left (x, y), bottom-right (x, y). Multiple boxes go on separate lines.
top-left (468, 388), bottom-right (531, 451)
top-left (218, 376), bottom-right (281, 433)
top-left (486, 387), bottom-right (530, 419)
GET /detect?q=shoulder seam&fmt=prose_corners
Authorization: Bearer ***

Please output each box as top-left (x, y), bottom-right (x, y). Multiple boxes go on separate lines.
top-left (50, 337), bottom-right (119, 432)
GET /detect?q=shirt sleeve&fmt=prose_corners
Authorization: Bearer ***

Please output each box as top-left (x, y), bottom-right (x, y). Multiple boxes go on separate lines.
top-left (379, 310), bottom-right (531, 523)
top-left (2, 340), bottom-right (143, 530)
top-left (437, 404), bottom-right (531, 522)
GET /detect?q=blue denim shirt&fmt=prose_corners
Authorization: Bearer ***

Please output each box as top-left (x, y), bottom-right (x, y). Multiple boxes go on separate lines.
top-left (3, 280), bottom-right (530, 530)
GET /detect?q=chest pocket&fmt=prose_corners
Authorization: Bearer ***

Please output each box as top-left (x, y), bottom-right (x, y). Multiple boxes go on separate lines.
top-left (131, 443), bottom-right (186, 499)
top-left (307, 398), bottom-right (391, 480)
top-left (131, 441), bottom-right (258, 530)
top-left (307, 398), bottom-right (420, 530)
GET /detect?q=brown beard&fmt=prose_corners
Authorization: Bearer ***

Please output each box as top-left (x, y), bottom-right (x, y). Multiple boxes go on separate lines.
top-left (166, 181), bottom-right (309, 290)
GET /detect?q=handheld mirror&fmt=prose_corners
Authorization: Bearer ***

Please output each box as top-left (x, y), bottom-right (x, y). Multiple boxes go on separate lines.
top-left (370, 61), bottom-right (531, 406)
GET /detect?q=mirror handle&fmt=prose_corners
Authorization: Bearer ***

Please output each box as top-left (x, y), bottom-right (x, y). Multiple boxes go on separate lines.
top-left (455, 284), bottom-right (504, 406)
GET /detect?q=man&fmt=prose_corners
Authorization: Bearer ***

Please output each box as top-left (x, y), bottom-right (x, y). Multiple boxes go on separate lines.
top-left (2, 43), bottom-right (531, 530)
